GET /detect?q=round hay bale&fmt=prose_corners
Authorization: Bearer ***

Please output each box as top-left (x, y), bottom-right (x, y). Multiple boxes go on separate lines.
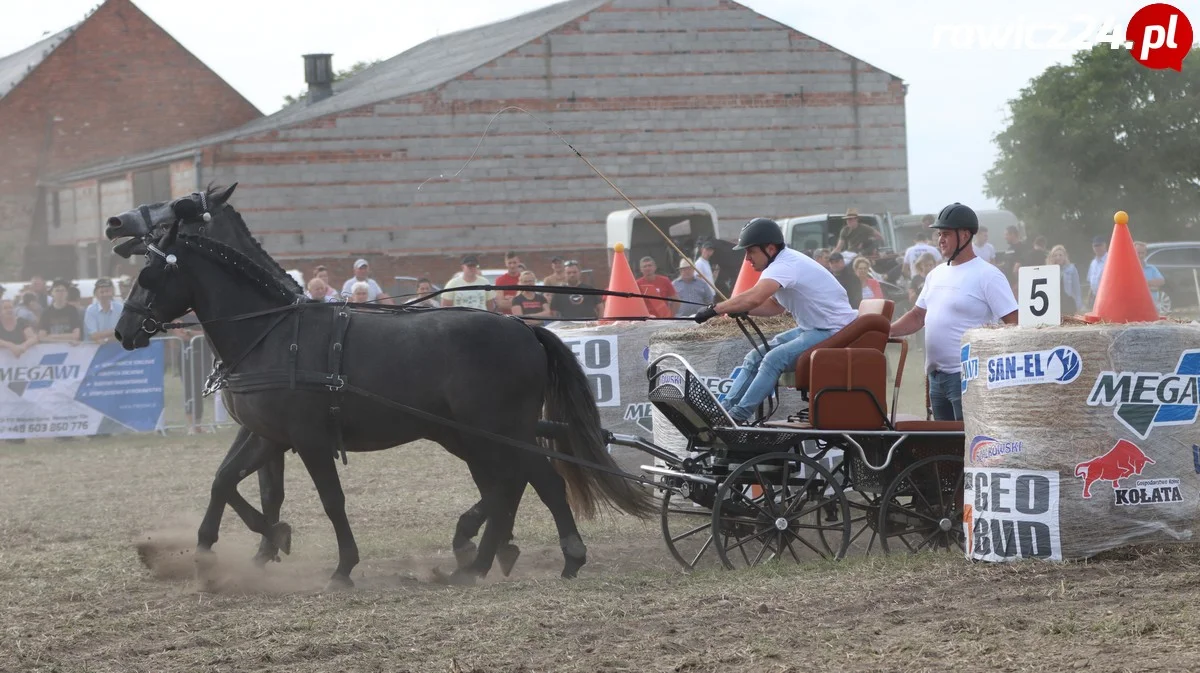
top-left (961, 321), bottom-right (1200, 562)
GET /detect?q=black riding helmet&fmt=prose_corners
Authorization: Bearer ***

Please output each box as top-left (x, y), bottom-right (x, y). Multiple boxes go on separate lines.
top-left (733, 217), bottom-right (785, 252)
top-left (928, 202), bottom-right (979, 264)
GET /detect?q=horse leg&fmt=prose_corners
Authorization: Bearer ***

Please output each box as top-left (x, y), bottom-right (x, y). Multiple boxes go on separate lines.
top-left (450, 466), bottom-right (523, 585)
top-left (195, 429), bottom-right (288, 588)
top-left (524, 455), bottom-right (587, 578)
top-left (452, 497), bottom-right (487, 568)
top-left (253, 451), bottom-right (287, 566)
top-left (295, 446), bottom-right (359, 590)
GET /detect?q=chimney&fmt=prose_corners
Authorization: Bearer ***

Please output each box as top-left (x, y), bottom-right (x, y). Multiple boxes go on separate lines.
top-left (303, 53), bottom-right (334, 105)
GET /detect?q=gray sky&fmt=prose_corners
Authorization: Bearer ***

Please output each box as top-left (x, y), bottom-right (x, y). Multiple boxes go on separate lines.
top-left (0, 0), bottom-right (1182, 215)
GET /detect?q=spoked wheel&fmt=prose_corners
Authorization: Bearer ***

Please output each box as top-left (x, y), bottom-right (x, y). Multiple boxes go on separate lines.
top-left (660, 487), bottom-right (723, 571)
top-left (815, 455), bottom-right (884, 557)
top-left (877, 454), bottom-right (965, 554)
top-left (711, 452), bottom-right (851, 569)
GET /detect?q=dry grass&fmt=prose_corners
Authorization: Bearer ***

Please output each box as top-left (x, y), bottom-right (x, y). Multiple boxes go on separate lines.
top-left (3, 428), bottom-right (1200, 672)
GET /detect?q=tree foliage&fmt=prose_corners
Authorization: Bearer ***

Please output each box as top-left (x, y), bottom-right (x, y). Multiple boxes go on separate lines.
top-left (985, 47), bottom-right (1200, 243)
top-left (280, 59), bottom-right (384, 108)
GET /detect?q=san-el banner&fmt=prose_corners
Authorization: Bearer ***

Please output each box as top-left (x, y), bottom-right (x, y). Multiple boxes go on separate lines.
top-left (0, 342), bottom-right (165, 439)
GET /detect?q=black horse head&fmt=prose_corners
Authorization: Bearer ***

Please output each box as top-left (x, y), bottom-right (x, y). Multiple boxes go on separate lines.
top-left (111, 184), bottom-right (303, 349)
top-left (105, 184), bottom-right (239, 258)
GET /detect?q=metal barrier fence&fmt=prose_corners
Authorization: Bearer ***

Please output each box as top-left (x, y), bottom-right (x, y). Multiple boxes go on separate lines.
top-left (151, 334), bottom-right (237, 435)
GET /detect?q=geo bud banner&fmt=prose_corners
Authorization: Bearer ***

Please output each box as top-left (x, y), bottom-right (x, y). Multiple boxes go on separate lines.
top-left (0, 342), bottom-right (165, 439)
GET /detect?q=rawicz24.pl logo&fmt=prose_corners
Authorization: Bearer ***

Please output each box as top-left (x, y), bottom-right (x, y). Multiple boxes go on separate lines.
top-left (933, 3), bottom-right (1195, 70)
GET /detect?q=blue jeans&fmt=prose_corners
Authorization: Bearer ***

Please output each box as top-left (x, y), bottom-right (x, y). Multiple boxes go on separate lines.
top-left (722, 326), bottom-right (835, 422)
top-left (927, 370), bottom-right (963, 421)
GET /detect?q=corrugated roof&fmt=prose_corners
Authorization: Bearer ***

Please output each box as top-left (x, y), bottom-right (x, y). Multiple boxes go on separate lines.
top-left (0, 24), bottom-right (78, 100)
top-left (48, 0), bottom-right (608, 183)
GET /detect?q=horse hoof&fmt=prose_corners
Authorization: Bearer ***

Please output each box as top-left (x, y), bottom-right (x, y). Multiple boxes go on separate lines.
top-left (269, 522), bottom-right (292, 556)
top-left (325, 573), bottom-right (354, 591)
top-left (252, 552), bottom-right (281, 567)
top-left (497, 543), bottom-right (521, 577)
top-left (561, 555), bottom-right (586, 579)
top-left (453, 541), bottom-right (477, 569)
top-left (194, 550), bottom-right (220, 592)
top-left (448, 568), bottom-right (478, 586)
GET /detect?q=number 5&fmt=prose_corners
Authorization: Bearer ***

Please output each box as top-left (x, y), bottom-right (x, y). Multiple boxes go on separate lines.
top-left (1030, 278), bottom-right (1049, 316)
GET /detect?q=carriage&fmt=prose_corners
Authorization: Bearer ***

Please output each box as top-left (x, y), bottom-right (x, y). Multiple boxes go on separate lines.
top-left (608, 298), bottom-right (967, 570)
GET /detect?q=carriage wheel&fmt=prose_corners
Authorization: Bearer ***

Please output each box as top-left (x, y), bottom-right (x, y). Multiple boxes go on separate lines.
top-left (814, 456), bottom-right (884, 558)
top-left (660, 488), bottom-right (723, 571)
top-left (877, 454), bottom-right (965, 555)
top-left (711, 452), bottom-right (851, 570)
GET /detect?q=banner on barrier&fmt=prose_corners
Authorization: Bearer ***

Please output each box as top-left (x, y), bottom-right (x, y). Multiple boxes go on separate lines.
top-left (0, 342), bottom-right (165, 439)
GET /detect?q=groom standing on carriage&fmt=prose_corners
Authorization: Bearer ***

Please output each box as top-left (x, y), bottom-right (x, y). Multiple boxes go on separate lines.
top-left (693, 218), bottom-right (857, 425)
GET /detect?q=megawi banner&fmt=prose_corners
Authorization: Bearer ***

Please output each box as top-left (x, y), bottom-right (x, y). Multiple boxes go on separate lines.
top-left (0, 342), bottom-right (165, 439)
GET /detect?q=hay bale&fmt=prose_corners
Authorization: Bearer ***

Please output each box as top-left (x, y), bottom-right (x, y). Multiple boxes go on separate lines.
top-left (961, 321), bottom-right (1200, 562)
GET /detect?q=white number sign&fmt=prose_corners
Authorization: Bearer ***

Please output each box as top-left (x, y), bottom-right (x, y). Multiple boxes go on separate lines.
top-left (1018, 265), bottom-right (1061, 327)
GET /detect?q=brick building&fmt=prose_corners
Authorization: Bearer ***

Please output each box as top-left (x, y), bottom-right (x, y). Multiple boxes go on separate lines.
top-left (0, 0), bottom-right (261, 279)
top-left (43, 0), bottom-right (908, 289)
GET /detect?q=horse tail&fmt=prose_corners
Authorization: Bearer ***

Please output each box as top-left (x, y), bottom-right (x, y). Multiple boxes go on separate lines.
top-left (532, 325), bottom-right (656, 520)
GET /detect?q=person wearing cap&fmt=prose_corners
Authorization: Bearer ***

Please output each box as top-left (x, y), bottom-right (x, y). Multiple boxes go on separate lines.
top-left (889, 203), bottom-right (1018, 422)
top-left (827, 252), bottom-right (862, 310)
top-left (672, 257), bottom-right (715, 316)
top-left (1086, 235), bottom-right (1108, 309)
top-left (694, 218), bottom-right (857, 424)
top-left (831, 207), bottom-right (883, 255)
top-left (542, 257), bottom-right (567, 287)
top-left (38, 279), bottom-right (84, 344)
top-left (84, 278), bottom-right (124, 344)
top-left (341, 259), bottom-right (389, 304)
top-left (694, 240), bottom-right (717, 286)
top-left (442, 255), bottom-right (497, 311)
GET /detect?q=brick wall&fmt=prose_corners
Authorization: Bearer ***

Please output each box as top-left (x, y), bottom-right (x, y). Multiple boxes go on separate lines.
top-left (194, 0), bottom-right (907, 272)
top-left (0, 0), bottom-right (261, 276)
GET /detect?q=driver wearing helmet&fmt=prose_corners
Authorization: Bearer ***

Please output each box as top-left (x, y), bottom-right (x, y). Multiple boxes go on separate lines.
top-left (694, 218), bottom-right (857, 424)
top-left (890, 203), bottom-right (1018, 421)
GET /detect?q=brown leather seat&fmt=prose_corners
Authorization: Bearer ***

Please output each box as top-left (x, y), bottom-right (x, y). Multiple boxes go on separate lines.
top-left (809, 348), bottom-right (889, 430)
top-left (793, 299), bottom-right (894, 391)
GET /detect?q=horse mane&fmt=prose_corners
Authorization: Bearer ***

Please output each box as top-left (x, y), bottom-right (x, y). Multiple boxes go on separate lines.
top-left (179, 233), bottom-right (301, 304)
top-left (205, 184), bottom-right (306, 297)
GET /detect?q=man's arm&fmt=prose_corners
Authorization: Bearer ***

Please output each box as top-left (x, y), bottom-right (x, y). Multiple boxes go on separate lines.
top-left (713, 278), bottom-right (781, 315)
top-left (889, 306), bottom-right (927, 338)
top-left (39, 328), bottom-right (80, 343)
top-left (1000, 311), bottom-right (1018, 325)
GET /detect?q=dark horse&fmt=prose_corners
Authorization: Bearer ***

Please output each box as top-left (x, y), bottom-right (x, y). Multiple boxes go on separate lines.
top-left (108, 195), bottom-right (535, 576)
top-left (106, 185), bottom-right (654, 588)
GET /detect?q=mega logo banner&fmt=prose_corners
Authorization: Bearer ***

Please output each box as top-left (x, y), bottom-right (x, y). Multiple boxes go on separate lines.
top-left (0, 342), bottom-right (165, 439)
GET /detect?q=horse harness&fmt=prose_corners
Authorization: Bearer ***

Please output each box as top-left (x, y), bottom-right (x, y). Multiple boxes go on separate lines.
top-left (201, 304), bottom-right (356, 464)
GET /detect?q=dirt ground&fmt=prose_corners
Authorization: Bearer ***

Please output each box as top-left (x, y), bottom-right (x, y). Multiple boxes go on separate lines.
top-left (2, 427), bottom-right (1200, 673)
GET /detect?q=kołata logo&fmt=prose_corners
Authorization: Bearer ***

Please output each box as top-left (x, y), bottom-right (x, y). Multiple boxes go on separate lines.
top-left (1074, 439), bottom-right (1156, 499)
top-left (1086, 349), bottom-right (1200, 439)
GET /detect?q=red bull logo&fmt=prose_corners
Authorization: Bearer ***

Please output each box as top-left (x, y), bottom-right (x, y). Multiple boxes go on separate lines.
top-left (1074, 440), bottom-right (1156, 499)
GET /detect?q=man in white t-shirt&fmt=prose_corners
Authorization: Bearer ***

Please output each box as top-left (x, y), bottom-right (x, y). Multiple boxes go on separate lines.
top-left (695, 218), bottom-right (857, 424)
top-left (693, 240), bottom-right (717, 286)
top-left (341, 258), bottom-right (388, 303)
top-left (442, 254), bottom-right (496, 311)
top-left (903, 225), bottom-right (942, 278)
top-left (972, 225), bottom-right (997, 264)
top-left (890, 203), bottom-right (1018, 421)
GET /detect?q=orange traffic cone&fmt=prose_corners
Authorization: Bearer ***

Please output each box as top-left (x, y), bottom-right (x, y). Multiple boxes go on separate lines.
top-left (601, 243), bottom-right (652, 323)
top-left (731, 257), bottom-right (761, 296)
top-left (1085, 211), bottom-right (1159, 324)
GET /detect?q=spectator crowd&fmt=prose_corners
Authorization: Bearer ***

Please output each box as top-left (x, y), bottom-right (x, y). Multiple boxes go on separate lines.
top-left (0, 276), bottom-right (125, 357)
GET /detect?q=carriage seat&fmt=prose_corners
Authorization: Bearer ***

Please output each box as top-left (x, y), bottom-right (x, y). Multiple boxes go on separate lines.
top-left (793, 299), bottom-right (894, 392)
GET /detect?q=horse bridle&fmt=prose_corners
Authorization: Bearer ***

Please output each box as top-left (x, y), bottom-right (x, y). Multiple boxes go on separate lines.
top-left (124, 191), bottom-right (212, 335)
